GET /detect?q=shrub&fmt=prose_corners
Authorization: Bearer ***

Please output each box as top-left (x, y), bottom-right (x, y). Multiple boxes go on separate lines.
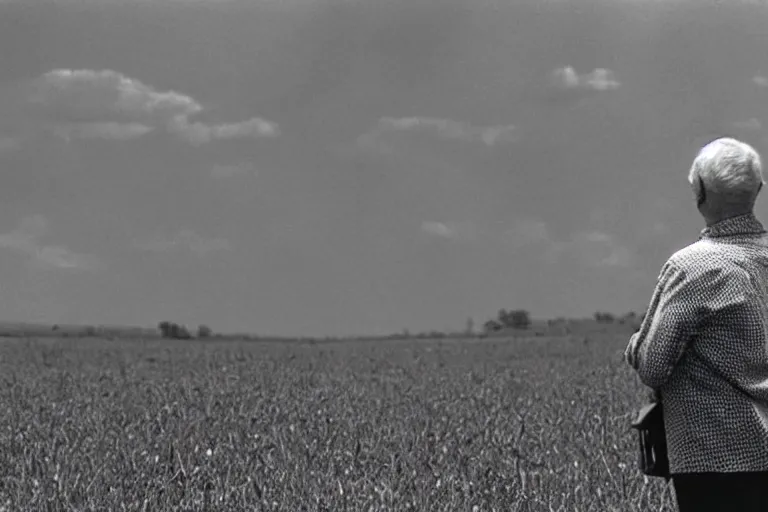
top-left (158, 321), bottom-right (193, 340)
top-left (594, 312), bottom-right (615, 324)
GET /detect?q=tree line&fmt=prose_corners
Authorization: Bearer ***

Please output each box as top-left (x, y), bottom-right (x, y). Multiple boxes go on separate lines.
top-left (481, 309), bottom-right (646, 334)
top-left (156, 308), bottom-right (647, 341)
top-left (157, 322), bottom-right (212, 340)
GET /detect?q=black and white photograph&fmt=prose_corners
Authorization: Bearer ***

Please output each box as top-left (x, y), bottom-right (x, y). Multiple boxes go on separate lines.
top-left (1, 0), bottom-right (768, 510)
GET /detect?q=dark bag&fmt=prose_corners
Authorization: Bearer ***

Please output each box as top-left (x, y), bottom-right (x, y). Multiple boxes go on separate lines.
top-left (630, 398), bottom-right (670, 480)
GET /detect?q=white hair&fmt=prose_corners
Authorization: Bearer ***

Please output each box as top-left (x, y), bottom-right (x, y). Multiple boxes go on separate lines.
top-left (688, 138), bottom-right (764, 206)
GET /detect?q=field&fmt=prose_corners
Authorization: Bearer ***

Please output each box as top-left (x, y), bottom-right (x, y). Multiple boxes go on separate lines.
top-left (0, 330), bottom-right (676, 511)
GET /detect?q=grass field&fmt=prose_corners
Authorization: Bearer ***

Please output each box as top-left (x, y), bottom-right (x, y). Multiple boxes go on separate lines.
top-left (0, 331), bottom-right (676, 511)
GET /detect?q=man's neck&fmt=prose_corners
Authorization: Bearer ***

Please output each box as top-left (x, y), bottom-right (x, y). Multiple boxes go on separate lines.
top-left (705, 210), bottom-right (753, 227)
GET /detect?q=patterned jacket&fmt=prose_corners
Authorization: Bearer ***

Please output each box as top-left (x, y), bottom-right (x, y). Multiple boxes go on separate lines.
top-left (625, 212), bottom-right (768, 474)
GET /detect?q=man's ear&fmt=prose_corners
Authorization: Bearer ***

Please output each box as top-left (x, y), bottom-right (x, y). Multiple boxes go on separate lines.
top-left (696, 176), bottom-right (707, 207)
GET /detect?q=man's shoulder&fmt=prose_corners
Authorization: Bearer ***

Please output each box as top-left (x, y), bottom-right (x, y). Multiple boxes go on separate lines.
top-left (663, 240), bottom-right (744, 278)
top-left (665, 237), bottom-right (766, 275)
top-left (666, 239), bottom-right (720, 269)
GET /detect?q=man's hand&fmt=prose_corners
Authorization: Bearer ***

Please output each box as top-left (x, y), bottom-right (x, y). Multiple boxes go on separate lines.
top-left (624, 332), bottom-right (640, 368)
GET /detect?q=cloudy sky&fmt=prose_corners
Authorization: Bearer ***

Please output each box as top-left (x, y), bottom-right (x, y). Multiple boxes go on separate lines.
top-left (0, 0), bottom-right (767, 336)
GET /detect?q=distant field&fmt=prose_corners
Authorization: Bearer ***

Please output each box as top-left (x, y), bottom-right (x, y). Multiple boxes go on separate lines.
top-left (0, 332), bottom-right (674, 511)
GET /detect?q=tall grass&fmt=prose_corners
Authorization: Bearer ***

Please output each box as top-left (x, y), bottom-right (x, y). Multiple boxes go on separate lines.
top-left (0, 334), bottom-right (675, 511)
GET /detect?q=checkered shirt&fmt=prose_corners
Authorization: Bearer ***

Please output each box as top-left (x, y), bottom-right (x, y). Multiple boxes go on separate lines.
top-left (625, 212), bottom-right (768, 474)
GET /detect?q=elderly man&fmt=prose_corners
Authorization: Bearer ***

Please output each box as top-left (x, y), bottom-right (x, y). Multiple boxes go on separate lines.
top-left (625, 137), bottom-right (768, 511)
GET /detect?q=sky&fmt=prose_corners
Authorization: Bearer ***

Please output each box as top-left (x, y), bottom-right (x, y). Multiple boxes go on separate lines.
top-left (0, 0), bottom-right (767, 336)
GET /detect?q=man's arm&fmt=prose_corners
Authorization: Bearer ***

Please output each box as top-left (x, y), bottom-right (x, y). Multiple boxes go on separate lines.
top-left (624, 261), bottom-right (708, 389)
top-left (624, 262), bottom-right (673, 371)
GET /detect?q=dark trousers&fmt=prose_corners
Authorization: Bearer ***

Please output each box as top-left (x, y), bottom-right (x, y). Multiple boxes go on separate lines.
top-left (673, 472), bottom-right (768, 512)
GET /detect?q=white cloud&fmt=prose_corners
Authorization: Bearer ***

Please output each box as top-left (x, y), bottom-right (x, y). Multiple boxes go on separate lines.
top-left (172, 116), bottom-right (279, 146)
top-left (211, 162), bottom-right (257, 179)
top-left (599, 244), bottom-right (634, 267)
top-left (422, 221), bottom-right (456, 239)
top-left (28, 69), bottom-right (278, 144)
top-left (0, 215), bottom-right (101, 271)
top-left (551, 66), bottom-right (621, 91)
top-left (53, 122), bottom-right (154, 141)
top-left (564, 230), bottom-right (635, 268)
top-left (419, 215), bottom-right (636, 269)
top-left (754, 75), bottom-right (768, 87)
top-left (733, 118), bottom-right (762, 131)
top-left (32, 69), bottom-right (201, 123)
top-left (367, 117), bottom-right (517, 148)
top-left (421, 221), bottom-right (476, 241)
top-left (552, 66), bottom-right (581, 89)
top-left (35, 245), bottom-right (98, 270)
top-left (140, 229), bottom-right (231, 257)
top-left (582, 69), bottom-right (621, 91)
top-left (504, 217), bottom-right (633, 268)
top-left (504, 218), bottom-right (551, 246)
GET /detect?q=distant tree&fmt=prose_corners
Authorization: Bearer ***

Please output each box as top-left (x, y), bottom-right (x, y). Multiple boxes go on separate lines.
top-left (483, 319), bottom-right (502, 333)
top-left (495, 309), bottom-right (529, 330)
top-left (171, 324), bottom-right (192, 340)
top-left (507, 309), bottom-right (531, 330)
top-left (158, 321), bottom-right (193, 339)
top-left (594, 312), bottom-right (615, 324)
top-left (197, 324), bottom-right (212, 339)
top-left (158, 321), bottom-right (171, 338)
